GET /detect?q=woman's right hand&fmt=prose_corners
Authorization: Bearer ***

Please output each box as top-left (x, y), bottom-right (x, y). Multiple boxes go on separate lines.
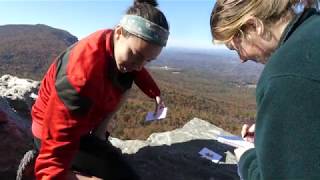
top-left (154, 95), bottom-right (165, 115)
top-left (241, 124), bottom-right (255, 143)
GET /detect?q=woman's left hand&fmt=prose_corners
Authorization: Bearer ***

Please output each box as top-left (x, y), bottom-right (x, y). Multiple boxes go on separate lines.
top-left (154, 96), bottom-right (165, 115)
top-left (234, 123), bottom-right (255, 162)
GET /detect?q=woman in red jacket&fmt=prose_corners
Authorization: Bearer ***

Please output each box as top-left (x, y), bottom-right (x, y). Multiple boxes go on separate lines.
top-left (29, 0), bottom-right (169, 179)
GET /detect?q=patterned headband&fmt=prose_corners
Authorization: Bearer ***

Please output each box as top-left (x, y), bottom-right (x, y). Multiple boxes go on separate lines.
top-left (119, 15), bottom-right (169, 46)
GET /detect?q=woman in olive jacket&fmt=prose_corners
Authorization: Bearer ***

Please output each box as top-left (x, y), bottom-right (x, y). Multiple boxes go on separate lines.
top-left (210, 0), bottom-right (320, 179)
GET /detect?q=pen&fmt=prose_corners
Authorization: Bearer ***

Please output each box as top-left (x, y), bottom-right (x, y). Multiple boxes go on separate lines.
top-left (243, 132), bottom-right (255, 138)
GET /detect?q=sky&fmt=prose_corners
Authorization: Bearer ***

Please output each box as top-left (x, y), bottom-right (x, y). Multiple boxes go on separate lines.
top-left (0, 0), bottom-right (222, 49)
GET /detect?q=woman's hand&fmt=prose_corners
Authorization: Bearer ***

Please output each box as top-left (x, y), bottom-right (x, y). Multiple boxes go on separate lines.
top-left (234, 123), bottom-right (256, 162)
top-left (154, 96), bottom-right (165, 115)
top-left (241, 124), bottom-right (255, 143)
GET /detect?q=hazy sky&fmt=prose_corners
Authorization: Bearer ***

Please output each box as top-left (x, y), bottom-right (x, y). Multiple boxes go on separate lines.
top-left (0, 0), bottom-right (221, 49)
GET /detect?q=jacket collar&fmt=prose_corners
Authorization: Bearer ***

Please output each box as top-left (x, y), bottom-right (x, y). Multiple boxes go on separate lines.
top-left (278, 8), bottom-right (319, 47)
top-left (105, 29), bottom-right (115, 60)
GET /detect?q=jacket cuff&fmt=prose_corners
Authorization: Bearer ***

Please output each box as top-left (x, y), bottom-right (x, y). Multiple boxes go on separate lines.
top-left (238, 148), bottom-right (257, 179)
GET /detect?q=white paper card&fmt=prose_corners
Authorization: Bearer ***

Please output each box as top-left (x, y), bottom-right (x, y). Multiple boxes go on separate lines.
top-left (217, 135), bottom-right (254, 149)
top-left (145, 107), bottom-right (168, 122)
top-left (198, 147), bottom-right (222, 163)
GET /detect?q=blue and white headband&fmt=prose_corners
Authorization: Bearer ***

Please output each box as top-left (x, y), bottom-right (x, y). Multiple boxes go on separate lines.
top-left (119, 15), bottom-right (169, 46)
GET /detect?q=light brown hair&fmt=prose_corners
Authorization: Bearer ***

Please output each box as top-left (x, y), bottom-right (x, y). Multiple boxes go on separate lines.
top-left (210, 0), bottom-right (318, 43)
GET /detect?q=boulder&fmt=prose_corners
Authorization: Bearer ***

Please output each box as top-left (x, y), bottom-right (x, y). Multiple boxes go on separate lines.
top-left (0, 74), bottom-right (39, 122)
top-left (110, 118), bottom-right (240, 180)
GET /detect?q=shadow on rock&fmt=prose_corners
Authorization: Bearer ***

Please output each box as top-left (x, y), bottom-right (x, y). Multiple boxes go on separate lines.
top-left (123, 139), bottom-right (239, 180)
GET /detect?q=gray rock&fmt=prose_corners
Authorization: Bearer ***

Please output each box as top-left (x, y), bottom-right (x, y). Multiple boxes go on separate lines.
top-left (0, 75), bottom-right (37, 179)
top-left (0, 97), bottom-right (31, 131)
top-left (0, 97), bottom-right (33, 180)
top-left (0, 75), bottom-right (39, 120)
top-left (110, 118), bottom-right (240, 180)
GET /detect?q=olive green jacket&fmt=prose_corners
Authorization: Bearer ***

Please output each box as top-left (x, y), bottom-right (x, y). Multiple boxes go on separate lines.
top-left (239, 9), bottom-right (320, 180)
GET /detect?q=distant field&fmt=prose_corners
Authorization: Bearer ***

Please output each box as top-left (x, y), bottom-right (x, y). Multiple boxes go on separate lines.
top-left (111, 48), bottom-right (262, 140)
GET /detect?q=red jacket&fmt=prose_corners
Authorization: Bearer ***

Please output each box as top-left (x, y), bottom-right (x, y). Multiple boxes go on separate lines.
top-left (31, 29), bottom-right (160, 180)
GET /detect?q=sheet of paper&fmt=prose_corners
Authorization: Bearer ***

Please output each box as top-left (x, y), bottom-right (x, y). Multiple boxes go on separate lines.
top-left (198, 147), bottom-right (222, 163)
top-left (145, 107), bottom-right (168, 122)
top-left (217, 135), bottom-right (254, 149)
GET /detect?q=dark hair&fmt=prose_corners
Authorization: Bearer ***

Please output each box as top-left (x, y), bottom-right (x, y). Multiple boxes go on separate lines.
top-left (123, 0), bottom-right (169, 37)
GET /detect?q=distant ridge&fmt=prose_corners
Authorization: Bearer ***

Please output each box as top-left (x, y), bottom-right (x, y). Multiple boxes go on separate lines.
top-left (0, 24), bottom-right (78, 80)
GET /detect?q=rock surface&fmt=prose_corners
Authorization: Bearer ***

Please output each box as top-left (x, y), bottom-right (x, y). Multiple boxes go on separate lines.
top-left (0, 75), bottom-right (39, 122)
top-left (0, 75), bottom-right (37, 179)
top-left (110, 118), bottom-right (239, 180)
top-left (0, 97), bottom-right (33, 180)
